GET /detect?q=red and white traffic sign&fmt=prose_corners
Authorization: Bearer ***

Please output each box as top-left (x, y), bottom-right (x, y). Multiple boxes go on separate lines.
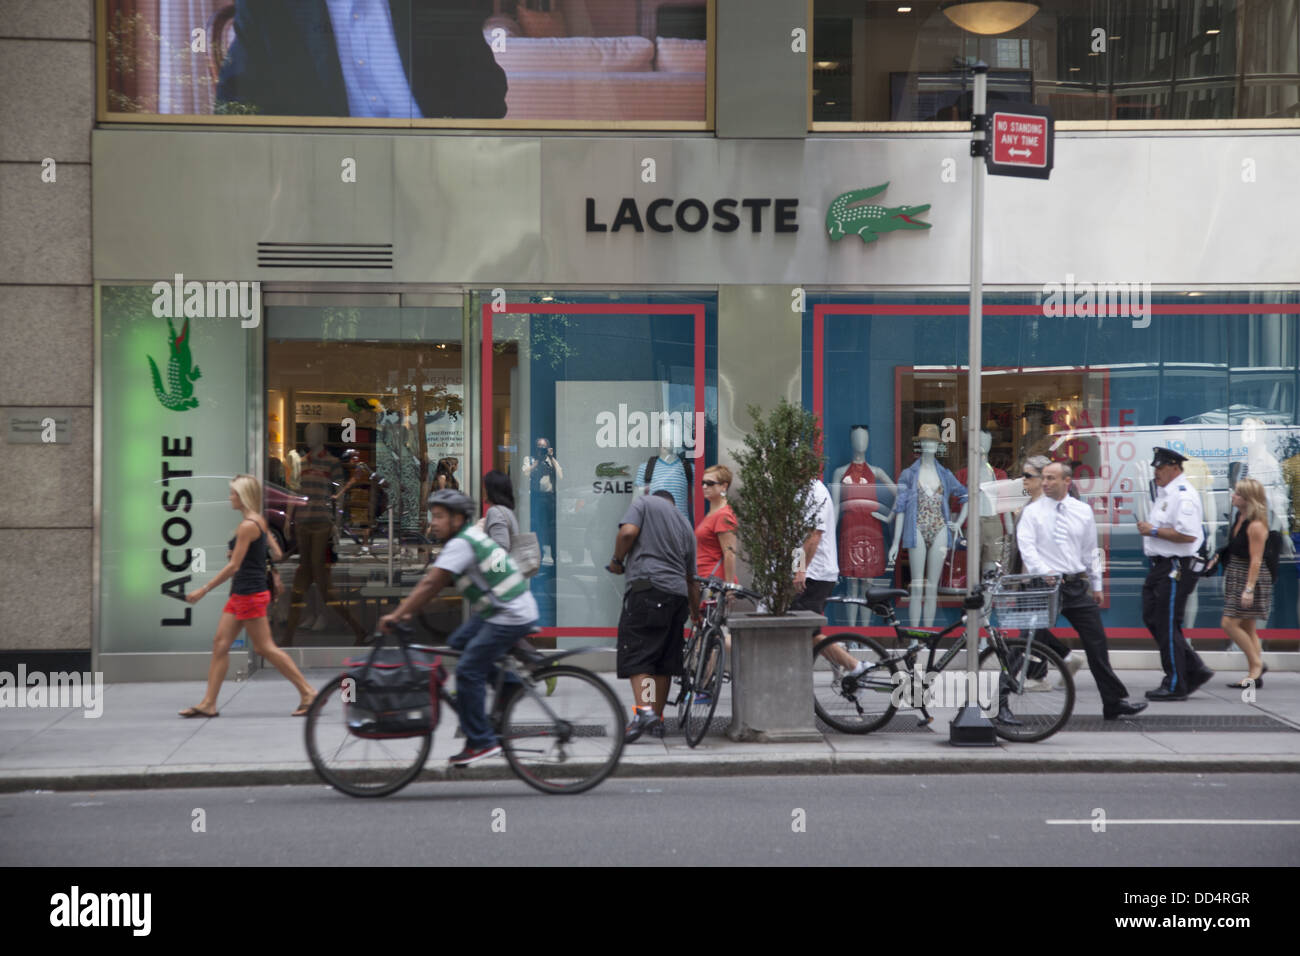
top-left (991, 112), bottom-right (1047, 166)
top-left (985, 104), bottom-right (1054, 180)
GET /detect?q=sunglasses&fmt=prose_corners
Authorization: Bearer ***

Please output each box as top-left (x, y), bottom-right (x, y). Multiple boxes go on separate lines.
top-left (702, 479), bottom-right (723, 487)
top-left (1022, 472), bottom-right (1040, 479)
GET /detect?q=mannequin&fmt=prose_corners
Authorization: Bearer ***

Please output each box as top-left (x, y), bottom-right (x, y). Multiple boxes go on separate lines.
top-left (375, 406), bottom-right (422, 534)
top-left (888, 424), bottom-right (969, 627)
top-left (1019, 402), bottom-right (1054, 464)
top-left (830, 425), bottom-right (895, 625)
top-left (283, 422), bottom-right (365, 645)
top-left (1237, 418), bottom-right (1291, 539)
top-left (956, 430), bottom-right (1010, 574)
top-left (635, 417), bottom-right (694, 524)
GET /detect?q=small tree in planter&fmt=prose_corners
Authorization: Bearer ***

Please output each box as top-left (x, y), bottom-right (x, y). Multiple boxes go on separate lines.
top-left (730, 399), bottom-right (826, 615)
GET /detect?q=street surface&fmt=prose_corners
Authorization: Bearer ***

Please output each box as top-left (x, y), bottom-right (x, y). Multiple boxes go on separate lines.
top-left (3, 773), bottom-right (1297, 866)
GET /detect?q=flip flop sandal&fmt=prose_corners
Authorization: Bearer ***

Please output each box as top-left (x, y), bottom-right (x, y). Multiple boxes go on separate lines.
top-left (292, 698), bottom-right (315, 717)
top-left (179, 706), bottom-right (218, 718)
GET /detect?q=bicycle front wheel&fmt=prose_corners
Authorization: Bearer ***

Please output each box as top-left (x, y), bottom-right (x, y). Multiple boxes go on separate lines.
top-left (501, 665), bottom-right (625, 795)
top-left (304, 673), bottom-right (432, 797)
top-left (979, 638), bottom-right (1074, 743)
top-left (812, 634), bottom-right (898, 734)
top-left (684, 629), bottom-right (724, 748)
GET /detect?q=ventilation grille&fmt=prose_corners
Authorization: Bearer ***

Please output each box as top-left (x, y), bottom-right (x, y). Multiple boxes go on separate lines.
top-left (257, 242), bottom-right (393, 270)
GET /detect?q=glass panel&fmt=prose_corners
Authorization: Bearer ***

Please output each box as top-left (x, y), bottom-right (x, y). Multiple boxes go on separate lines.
top-left (813, 0), bottom-right (1300, 123)
top-left (102, 0), bottom-right (710, 125)
top-left (480, 293), bottom-right (717, 636)
top-left (809, 292), bottom-right (1300, 635)
top-left (264, 303), bottom-right (465, 647)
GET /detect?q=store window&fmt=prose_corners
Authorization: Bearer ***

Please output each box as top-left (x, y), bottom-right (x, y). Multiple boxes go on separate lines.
top-left (264, 297), bottom-right (465, 647)
top-left (804, 292), bottom-right (1300, 636)
top-left (100, 0), bottom-right (710, 127)
top-left (479, 292), bottom-right (717, 637)
top-left (812, 0), bottom-right (1300, 124)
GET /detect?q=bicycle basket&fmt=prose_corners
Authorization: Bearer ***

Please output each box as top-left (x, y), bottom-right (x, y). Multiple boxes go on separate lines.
top-left (342, 640), bottom-right (444, 739)
top-left (988, 574), bottom-right (1061, 630)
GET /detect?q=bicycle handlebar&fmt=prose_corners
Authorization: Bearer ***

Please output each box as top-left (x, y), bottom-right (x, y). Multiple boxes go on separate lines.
top-left (694, 576), bottom-right (763, 604)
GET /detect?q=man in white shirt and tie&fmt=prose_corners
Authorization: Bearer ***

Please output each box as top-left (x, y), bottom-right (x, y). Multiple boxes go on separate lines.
top-left (1016, 461), bottom-right (1147, 720)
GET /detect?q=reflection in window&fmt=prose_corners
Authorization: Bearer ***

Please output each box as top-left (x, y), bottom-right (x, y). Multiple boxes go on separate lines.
top-left (813, 0), bottom-right (1300, 122)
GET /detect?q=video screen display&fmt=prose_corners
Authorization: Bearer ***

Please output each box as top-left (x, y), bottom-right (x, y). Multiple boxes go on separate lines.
top-left (102, 0), bottom-right (709, 124)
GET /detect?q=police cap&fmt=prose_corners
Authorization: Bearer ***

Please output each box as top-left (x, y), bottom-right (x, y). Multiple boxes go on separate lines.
top-left (1150, 447), bottom-right (1188, 467)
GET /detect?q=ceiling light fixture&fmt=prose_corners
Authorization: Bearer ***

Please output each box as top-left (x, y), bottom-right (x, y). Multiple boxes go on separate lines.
top-left (898, 5), bottom-right (913, 11)
top-left (941, 1), bottom-right (1039, 36)
top-left (1205, 28), bottom-right (1221, 35)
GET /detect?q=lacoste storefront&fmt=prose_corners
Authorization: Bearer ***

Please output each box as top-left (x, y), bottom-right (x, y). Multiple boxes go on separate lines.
top-left (93, 131), bottom-right (1300, 679)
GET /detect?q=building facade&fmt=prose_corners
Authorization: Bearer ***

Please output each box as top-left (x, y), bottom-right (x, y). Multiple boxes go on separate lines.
top-left (3, 1), bottom-right (1299, 679)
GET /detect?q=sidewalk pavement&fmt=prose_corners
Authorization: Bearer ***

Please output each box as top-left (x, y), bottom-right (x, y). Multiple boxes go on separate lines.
top-left (1, 668), bottom-right (1298, 793)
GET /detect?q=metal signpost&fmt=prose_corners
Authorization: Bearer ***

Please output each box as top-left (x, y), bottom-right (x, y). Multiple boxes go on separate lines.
top-left (950, 64), bottom-right (1054, 746)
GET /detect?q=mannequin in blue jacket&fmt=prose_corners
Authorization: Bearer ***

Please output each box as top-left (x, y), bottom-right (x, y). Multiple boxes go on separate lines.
top-left (888, 424), bottom-right (969, 626)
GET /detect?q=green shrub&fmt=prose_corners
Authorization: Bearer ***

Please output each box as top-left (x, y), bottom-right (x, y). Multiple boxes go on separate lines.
top-left (730, 400), bottom-right (825, 617)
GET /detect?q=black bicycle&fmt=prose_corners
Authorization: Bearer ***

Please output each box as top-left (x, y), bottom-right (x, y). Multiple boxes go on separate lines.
top-left (812, 572), bottom-right (1074, 743)
top-left (673, 576), bottom-right (762, 747)
top-left (305, 623), bottom-right (625, 796)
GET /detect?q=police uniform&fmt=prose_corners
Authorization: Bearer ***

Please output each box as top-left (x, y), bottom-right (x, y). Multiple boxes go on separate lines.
top-left (1141, 448), bottom-right (1213, 698)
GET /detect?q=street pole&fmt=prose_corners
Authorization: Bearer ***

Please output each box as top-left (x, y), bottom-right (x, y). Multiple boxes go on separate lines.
top-left (951, 62), bottom-right (996, 746)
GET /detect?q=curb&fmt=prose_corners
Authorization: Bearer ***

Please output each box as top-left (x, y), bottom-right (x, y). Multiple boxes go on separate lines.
top-left (3, 753), bottom-right (1300, 794)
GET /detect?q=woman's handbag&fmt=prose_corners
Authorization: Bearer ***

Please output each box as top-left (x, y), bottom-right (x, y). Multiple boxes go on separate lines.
top-left (510, 531), bottom-right (542, 577)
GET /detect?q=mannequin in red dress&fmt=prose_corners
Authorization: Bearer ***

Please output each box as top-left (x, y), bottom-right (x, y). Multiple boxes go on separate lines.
top-left (830, 425), bottom-right (896, 625)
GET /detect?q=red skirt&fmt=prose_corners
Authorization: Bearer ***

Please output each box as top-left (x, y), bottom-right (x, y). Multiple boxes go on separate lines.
top-left (223, 590), bottom-right (271, 620)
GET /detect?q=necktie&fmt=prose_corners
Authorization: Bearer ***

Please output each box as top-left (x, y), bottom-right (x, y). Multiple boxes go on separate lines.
top-left (1053, 501), bottom-right (1071, 557)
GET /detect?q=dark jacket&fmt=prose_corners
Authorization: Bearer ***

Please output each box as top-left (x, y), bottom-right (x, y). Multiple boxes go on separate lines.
top-left (216, 0), bottom-right (507, 119)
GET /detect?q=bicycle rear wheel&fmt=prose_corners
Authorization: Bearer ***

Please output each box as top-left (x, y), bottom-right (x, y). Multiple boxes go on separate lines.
top-left (979, 638), bottom-right (1074, 743)
top-left (501, 665), bottom-right (625, 794)
top-left (675, 623), bottom-right (704, 732)
top-left (812, 634), bottom-right (898, 734)
top-left (684, 629), bottom-right (724, 748)
top-left (304, 673), bottom-right (432, 797)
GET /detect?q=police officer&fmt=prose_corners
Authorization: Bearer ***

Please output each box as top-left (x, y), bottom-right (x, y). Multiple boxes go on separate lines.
top-left (1137, 448), bottom-right (1215, 700)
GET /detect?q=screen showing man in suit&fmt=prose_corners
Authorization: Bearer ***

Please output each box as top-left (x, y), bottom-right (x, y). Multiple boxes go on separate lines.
top-left (102, 0), bottom-right (709, 123)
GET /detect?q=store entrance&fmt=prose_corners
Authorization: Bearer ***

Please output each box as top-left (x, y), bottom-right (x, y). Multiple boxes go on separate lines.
top-left (264, 297), bottom-right (466, 648)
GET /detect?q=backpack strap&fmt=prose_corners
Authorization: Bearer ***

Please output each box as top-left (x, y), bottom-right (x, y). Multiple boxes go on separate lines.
top-left (643, 454), bottom-right (656, 490)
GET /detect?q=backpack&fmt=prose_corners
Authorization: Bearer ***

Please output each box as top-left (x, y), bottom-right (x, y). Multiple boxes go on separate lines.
top-left (643, 454), bottom-right (694, 524)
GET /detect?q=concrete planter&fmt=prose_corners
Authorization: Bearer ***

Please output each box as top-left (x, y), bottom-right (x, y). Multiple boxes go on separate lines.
top-left (726, 609), bottom-right (826, 743)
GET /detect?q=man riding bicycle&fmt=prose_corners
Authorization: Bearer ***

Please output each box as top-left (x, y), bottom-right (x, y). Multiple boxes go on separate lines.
top-left (379, 490), bottom-right (539, 767)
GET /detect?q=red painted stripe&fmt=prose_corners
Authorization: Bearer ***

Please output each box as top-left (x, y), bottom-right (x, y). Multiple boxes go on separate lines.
top-left (481, 302), bottom-right (493, 490)
top-left (694, 305), bottom-right (706, 521)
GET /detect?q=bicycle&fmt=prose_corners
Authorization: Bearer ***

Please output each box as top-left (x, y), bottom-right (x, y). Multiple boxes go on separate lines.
top-left (811, 569), bottom-right (1074, 743)
top-left (673, 576), bottom-right (763, 747)
top-left (304, 622), bottom-right (626, 796)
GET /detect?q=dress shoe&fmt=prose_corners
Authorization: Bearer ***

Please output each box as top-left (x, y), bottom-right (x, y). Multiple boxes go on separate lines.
top-left (1186, 669), bottom-right (1215, 694)
top-left (1227, 677), bottom-right (1262, 690)
top-left (995, 705), bottom-right (1023, 726)
top-left (1145, 687), bottom-right (1189, 702)
top-left (1103, 700), bottom-right (1148, 720)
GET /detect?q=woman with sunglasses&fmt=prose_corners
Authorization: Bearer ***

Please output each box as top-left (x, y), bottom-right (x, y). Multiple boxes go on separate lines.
top-left (1011, 456), bottom-right (1082, 689)
top-left (696, 465), bottom-right (738, 583)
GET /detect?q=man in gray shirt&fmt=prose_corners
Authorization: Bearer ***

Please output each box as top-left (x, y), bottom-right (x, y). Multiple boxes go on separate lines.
top-left (607, 490), bottom-right (701, 741)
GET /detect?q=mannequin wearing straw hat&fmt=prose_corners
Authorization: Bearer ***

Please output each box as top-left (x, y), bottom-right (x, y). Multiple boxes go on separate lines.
top-left (889, 424), bottom-right (969, 626)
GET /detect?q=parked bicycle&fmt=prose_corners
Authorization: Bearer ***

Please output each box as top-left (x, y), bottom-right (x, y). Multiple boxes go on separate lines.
top-left (672, 576), bottom-right (762, 747)
top-left (304, 622), bottom-right (625, 796)
top-left (812, 568), bottom-right (1074, 743)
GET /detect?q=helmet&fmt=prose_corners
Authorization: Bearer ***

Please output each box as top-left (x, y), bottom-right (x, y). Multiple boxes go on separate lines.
top-left (427, 489), bottom-right (476, 520)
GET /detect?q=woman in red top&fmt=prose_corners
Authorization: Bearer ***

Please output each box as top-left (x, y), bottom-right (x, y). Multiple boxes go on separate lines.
top-left (696, 465), bottom-right (739, 583)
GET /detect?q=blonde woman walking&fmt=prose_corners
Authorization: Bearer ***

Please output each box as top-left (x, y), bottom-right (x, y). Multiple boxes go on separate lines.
top-left (180, 474), bottom-right (316, 717)
top-left (1210, 478), bottom-right (1272, 689)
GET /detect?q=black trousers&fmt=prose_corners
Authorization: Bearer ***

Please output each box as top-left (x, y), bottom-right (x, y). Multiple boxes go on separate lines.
top-left (1141, 557), bottom-right (1208, 693)
top-left (1054, 577), bottom-right (1129, 708)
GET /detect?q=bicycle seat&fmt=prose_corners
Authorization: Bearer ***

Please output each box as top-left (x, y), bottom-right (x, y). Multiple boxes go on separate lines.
top-left (866, 587), bottom-right (909, 604)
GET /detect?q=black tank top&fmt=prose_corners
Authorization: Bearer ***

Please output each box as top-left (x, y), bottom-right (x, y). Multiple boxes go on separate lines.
top-left (1227, 515), bottom-right (1259, 562)
top-left (229, 523), bottom-right (269, 595)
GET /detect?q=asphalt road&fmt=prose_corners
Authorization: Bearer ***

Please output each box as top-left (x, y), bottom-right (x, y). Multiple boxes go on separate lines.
top-left (3, 773), bottom-right (1298, 867)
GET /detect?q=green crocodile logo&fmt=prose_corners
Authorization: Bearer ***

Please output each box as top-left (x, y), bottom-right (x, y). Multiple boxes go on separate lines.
top-left (826, 183), bottom-right (931, 243)
top-left (148, 316), bottom-right (201, 411)
top-left (595, 462), bottom-right (629, 478)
